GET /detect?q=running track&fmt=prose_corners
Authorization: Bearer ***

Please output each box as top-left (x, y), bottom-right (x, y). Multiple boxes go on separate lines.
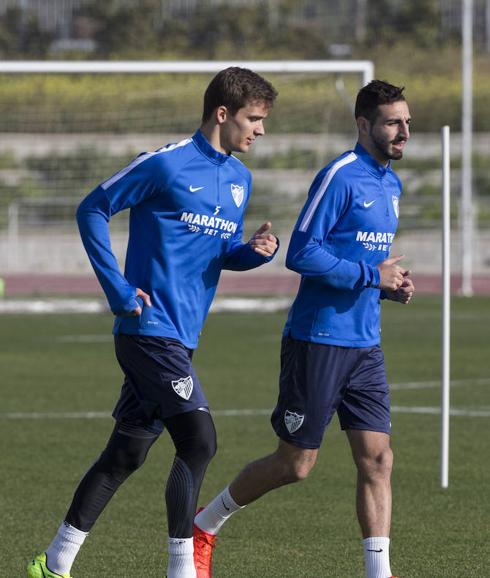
top-left (2, 272), bottom-right (490, 296)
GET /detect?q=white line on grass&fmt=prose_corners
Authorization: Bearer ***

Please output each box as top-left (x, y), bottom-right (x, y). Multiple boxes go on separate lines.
top-left (391, 406), bottom-right (490, 417)
top-left (391, 377), bottom-right (490, 390)
top-left (2, 411), bottom-right (112, 419)
top-left (2, 406), bottom-right (489, 420)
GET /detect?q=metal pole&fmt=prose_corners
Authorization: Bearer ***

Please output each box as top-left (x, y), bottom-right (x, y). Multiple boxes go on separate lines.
top-left (487, 0), bottom-right (490, 53)
top-left (441, 126), bottom-right (451, 489)
top-left (461, 0), bottom-right (474, 296)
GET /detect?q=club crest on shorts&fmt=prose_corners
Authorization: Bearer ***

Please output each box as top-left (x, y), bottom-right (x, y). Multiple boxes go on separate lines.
top-left (392, 195), bottom-right (399, 218)
top-left (171, 375), bottom-right (193, 400)
top-left (231, 184), bottom-right (244, 208)
top-left (284, 410), bottom-right (304, 434)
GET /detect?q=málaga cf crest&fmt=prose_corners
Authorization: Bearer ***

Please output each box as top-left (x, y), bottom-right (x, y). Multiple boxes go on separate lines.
top-left (172, 376), bottom-right (194, 400)
top-left (231, 184), bottom-right (244, 208)
top-left (392, 195), bottom-right (399, 218)
top-left (284, 410), bottom-right (304, 434)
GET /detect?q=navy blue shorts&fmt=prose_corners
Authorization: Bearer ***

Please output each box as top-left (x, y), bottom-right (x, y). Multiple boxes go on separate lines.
top-left (112, 335), bottom-right (208, 434)
top-left (270, 336), bottom-right (391, 449)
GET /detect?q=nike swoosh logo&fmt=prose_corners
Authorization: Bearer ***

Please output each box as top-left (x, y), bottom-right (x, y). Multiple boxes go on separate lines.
top-left (367, 548), bottom-right (383, 553)
top-left (363, 200), bottom-right (376, 208)
top-left (221, 496), bottom-right (230, 512)
top-left (189, 185), bottom-right (204, 192)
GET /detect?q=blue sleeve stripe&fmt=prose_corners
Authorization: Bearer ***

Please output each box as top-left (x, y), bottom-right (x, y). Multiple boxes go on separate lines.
top-left (298, 152), bottom-right (357, 232)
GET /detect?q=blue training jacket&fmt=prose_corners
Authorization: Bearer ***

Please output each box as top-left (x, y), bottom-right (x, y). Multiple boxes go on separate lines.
top-left (77, 130), bottom-right (275, 349)
top-left (284, 143), bottom-right (402, 347)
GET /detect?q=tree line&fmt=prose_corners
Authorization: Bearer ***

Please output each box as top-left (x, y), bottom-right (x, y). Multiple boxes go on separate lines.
top-left (0, 0), bottom-right (481, 60)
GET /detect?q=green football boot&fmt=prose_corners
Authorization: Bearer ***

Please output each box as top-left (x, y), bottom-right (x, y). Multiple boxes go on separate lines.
top-left (27, 553), bottom-right (72, 578)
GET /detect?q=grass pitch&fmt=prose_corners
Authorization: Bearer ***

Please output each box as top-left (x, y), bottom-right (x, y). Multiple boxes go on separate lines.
top-left (2, 295), bottom-right (489, 577)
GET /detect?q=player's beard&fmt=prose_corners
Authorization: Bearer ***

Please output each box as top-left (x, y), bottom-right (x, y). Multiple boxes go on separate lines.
top-left (370, 129), bottom-right (405, 161)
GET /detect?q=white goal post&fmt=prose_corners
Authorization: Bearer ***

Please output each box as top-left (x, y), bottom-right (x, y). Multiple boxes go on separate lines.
top-left (0, 60), bottom-right (374, 84)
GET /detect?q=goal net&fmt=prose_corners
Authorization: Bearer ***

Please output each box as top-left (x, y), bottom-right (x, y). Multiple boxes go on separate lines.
top-left (0, 60), bottom-right (373, 275)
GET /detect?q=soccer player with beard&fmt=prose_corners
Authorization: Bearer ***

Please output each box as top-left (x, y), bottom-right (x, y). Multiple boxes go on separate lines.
top-left (194, 80), bottom-right (414, 578)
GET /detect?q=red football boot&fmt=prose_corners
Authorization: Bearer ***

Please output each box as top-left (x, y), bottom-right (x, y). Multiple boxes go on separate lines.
top-left (193, 508), bottom-right (217, 578)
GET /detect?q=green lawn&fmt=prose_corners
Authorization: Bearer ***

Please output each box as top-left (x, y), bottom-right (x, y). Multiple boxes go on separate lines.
top-left (2, 296), bottom-right (489, 577)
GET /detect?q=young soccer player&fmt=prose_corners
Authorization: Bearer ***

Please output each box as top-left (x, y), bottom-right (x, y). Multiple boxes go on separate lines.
top-left (194, 80), bottom-right (415, 578)
top-left (27, 67), bottom-right (278, 578)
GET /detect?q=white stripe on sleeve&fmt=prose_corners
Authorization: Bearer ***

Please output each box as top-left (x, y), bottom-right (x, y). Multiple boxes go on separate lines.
top-left (298, 152), bottom-right (357, 232)
top-left (101, 138), bottom-right (192, 190)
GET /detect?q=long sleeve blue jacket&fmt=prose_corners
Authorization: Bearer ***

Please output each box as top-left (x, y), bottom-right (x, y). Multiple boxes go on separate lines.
top-left (77, 130), bottom-right (275, 349)
top-left (284, 143), bottom-right (402, 347)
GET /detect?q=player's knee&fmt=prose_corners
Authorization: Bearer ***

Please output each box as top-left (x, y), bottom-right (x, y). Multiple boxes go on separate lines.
top-left (289, 462), bottom-right (313, 482)
top-left (98, 446), bottom-right (147, 475)
top-left (125, 447), bottom-right (150, 472)
top-left (177, 427), bottom-right (217, 468)
top-left (275, 443), bottom-right (317, 483)
top-left (359, 446), bottom-right (393, 481)
top-left (95, 421), bottom-right (160, 478)
top-left (191, 432), bottom-right (217, 464)
top-left (280, 454), bottom-right (316, 483)
top-left (166, 408), bottom-right (217, 468)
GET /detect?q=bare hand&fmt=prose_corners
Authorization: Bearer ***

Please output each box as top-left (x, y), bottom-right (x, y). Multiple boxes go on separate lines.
top-left (384, 274), bottom-right (415, 304)
top-left (377, 255), bottom-right (409, 291)
top-left (249, 221), bottom-right (278, 257)
top-left (124, 287), bottom-right (152, 317)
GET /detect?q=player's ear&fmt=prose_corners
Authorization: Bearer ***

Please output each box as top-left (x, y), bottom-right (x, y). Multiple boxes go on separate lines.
top-left (357, 116), bottom-right (370, 137)
top-left (216, 105), bottom-right (228, 125)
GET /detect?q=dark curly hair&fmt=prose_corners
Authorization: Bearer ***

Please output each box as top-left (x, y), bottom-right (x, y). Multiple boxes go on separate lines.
top-left (202, 67), bottom-right (278, 123)
top-left (355, 80), bottom-right (405, 123)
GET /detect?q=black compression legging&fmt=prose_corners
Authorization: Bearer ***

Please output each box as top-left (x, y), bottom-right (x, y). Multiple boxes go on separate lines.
top-left (65, 409), bottom-right (217, 537)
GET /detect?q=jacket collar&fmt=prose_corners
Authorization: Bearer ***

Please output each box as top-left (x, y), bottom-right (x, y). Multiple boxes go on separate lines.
top-left (193, 129), bottom-right (230, 165)
top-left (354, 142), bottom-right (392, 177)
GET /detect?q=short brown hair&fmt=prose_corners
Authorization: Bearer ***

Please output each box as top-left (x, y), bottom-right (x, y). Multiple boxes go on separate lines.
top-left (202, 67), bottom-right (278, 122)
top-left (355, 80), bottom-right (406, 123)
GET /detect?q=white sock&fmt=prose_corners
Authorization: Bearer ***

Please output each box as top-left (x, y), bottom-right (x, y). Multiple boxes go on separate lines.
top-left (194, 486), bottom-right (244, 535)
top-left (363, 536), bottom-right (392, 578)
top-left (167, 537), bottom-right (196, 578)
top-left (45, 521), bottom-right (88, 575)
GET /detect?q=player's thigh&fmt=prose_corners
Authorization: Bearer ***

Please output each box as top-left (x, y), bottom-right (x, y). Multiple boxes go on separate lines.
top-left (271, 337), bottom-right (354, 449)
top-left (337, 345), bottom-right (391, 435)
top-left (113, 334), bottom-right (208, 422)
